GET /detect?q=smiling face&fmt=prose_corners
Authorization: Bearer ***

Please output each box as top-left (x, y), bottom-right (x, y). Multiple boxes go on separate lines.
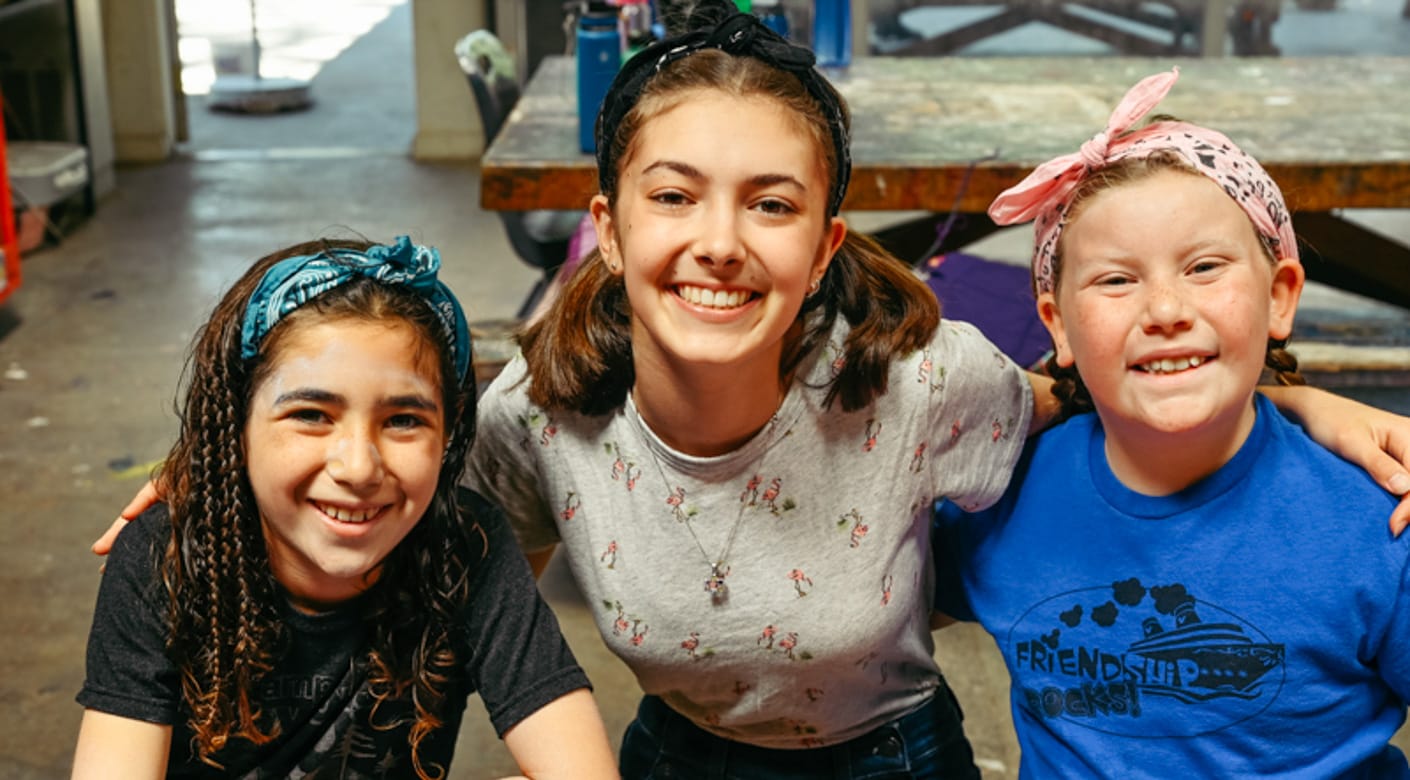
top-left (243, 318), bottom-right (446, 612)
top-left (1038, 169), bottom-right (1303, 454)
top-left (591, 89), bottom-right (846, 385)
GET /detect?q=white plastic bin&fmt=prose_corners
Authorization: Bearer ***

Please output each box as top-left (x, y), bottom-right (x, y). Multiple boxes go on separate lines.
top-left (7, 141), bottom-right (89, 207)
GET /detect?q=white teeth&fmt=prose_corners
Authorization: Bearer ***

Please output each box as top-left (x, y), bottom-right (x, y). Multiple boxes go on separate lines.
top-left (1140, 356), bottom-right (1204, 374)
top-left (317, 503), bottom-right (378, 523)
top-left (677, 285), bottom-right (748, 310)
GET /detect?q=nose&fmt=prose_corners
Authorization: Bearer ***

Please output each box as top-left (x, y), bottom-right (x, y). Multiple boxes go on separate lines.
top-left (1142, 278), bottom-right (1194, 334)
top-left (690, 202), bottom-right (745, 268)
top-left (325, 430), bottom-right (385, 490)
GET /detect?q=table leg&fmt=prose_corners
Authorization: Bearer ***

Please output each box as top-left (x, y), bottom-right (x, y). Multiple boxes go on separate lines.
top-left (1201, 0), bottom-right (1229, 56)
top-left (1294, 212), bottom-right (1410, 311)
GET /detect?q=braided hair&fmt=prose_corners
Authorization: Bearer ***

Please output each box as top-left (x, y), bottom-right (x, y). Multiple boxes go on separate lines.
top-left (160, 238), bottom-right (479, 778)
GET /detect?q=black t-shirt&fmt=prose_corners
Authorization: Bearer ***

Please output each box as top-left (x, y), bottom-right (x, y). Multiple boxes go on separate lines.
top-left (77, 490), bottom-right (589, 778)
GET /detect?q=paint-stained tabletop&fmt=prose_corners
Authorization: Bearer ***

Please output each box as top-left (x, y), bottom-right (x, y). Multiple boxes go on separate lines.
top-left (480, 56), bottom-right (1410, 214)
top-left (479, 55), bottom-right (1410, 306)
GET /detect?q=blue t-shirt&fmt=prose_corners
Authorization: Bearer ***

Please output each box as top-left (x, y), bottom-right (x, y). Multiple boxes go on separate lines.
top-left (934, 395), bottom-right (1410, 778)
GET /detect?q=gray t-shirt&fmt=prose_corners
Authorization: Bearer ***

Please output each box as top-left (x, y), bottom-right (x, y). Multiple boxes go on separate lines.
top-left (467, 318), bottom-right (1032, 748)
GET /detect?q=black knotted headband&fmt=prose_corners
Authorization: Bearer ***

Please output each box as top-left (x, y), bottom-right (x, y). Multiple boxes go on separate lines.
top-left (593, 10), bottom-right (853, 216)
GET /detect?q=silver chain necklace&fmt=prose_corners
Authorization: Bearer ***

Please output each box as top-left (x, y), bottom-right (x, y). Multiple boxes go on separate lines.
top-left (637, 410), bottom-right (779, 606)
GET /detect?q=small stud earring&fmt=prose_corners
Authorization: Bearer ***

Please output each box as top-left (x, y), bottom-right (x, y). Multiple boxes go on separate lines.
top-left (807, 279), bottom-right (821, 296)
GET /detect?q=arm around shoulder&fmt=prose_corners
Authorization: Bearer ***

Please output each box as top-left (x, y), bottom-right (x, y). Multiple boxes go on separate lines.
top-left (71, 709), bottom-right (171, 779)
top-left (501, 688), bottom-right (619, 779)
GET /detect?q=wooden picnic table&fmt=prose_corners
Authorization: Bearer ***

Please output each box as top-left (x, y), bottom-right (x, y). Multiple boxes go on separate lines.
top-left (480, 55), bottom-right (1410, 308)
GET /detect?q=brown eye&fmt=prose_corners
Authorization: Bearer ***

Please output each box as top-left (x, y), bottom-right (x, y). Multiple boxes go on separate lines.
top-left (387, 414), bottom-right (427, 431)
top-left (755, 198), bottom-right (795, 216)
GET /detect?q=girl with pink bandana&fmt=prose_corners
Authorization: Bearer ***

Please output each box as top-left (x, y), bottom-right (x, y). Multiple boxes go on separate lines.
top-left (934, 69), bottom-right (1410, 776)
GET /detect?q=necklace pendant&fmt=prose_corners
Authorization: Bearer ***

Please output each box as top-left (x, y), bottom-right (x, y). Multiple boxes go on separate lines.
top-left (704, 562), bottom-right (729, 604)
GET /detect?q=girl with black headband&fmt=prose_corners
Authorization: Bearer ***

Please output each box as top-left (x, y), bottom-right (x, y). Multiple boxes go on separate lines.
top-left (95, 1), bottom-right (1410, 776)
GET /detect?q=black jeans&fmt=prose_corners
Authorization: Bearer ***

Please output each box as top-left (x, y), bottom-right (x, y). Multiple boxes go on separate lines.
top-left (619, 680), bottom-right (981, 779)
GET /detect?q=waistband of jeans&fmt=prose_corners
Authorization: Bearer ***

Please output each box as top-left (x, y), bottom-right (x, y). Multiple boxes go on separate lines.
top-left (636, 680), bottom-right (956, 755)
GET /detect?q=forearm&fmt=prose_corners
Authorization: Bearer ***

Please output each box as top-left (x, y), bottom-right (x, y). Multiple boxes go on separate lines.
top-left (501, 688), bottom-right (619, 779)
top-left (1025, 370), bottom-right (1061, 436)
top-left (71, 710), bottom-right (171, 779)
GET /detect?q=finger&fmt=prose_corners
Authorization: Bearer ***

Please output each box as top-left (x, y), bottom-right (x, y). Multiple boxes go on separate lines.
top-left (91, 517), bottom-right (130, 556)
top-left (1392, 496), bottom-right (1410, 538)
top-left (121, 480), bottom-right (163, 520)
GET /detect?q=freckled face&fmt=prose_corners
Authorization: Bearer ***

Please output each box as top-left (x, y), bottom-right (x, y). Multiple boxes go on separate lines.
top-left (1038, 171), bottom-right (1302, 443)
top-left (591, 90), bottom-right (846, 381)
top-left (243, 319), bottom-right (446, 612)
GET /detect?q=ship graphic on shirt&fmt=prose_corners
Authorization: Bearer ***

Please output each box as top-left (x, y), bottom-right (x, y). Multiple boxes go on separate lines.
top-left (1006, 579), bottom-right (1285, 737)
top-left (1125, 602), bottom-right (1283, 704)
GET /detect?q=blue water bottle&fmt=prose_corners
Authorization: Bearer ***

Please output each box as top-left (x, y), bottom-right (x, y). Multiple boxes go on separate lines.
top-left (812, 0), bottom-right (851, 68)
top-left (577, 1), bottom-right (622, 153)
top-left (756, 0), bottom-right (788, 38)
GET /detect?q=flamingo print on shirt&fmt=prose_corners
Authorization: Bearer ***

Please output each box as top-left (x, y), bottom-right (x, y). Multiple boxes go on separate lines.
top-left (788, 568), bottom-right (813, 597)
top-left (917, 347), bottom-right (947, 393)
top-left (758, 624), bottom-right (777, 649)
top-left (664, 485), bottom-right (693, 523)
top-left (606, 441), bottom-right (644, 492)
top-left (825, 338), bottom-right (846, 377)
top-left (558, 491), bottom-right (581, 521)
top-left (754, 476), bottom-right (795, 515)
top-left (863, 419), bottom-right (882, 452)
top-left (606, 599), bottom-right (650, 647)
top-left (838, 508), bottom-right (869, 548)
top-left (515, 410), bottom-right (553, 451)
top-left (740, 473), bottom-right (762, 504)
top-left (757, 626), bottom-right (812, 661)
top-left (680, 631), bottom-right (715, 660)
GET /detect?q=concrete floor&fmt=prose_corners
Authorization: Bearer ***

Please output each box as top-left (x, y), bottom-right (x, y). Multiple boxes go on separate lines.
top-left (3, 2), bottom-right (1409, 778)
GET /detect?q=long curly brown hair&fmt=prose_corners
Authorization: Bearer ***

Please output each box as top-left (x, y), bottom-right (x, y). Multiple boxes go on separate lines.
top-left (1043, 151), bottom-right (1304, 421)
top-left (158, 238), bottom-right (479, 778)
top-left (520, 49), bottom-right (939, 415)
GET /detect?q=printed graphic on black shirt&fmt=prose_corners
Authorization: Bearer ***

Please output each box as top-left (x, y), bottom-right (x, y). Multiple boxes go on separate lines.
top-left (1005, 579), bottom-right (1284, 737)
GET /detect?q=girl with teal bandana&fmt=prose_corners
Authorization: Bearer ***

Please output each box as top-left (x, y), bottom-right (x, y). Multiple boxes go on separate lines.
top-left (73, 237), bottom-right (618, 779)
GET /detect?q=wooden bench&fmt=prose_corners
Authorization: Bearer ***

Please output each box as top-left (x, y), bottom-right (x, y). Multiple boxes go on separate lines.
top-left (866, 0), bottom-right (1280, 57)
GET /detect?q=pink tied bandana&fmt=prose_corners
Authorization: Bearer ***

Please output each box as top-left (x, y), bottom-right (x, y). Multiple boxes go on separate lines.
top-left (988, 67), bottom-right (1298, 294)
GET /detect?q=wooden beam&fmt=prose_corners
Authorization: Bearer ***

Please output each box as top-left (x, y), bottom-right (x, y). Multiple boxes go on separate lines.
top-left (1294, 212), bottom-right (1410, 311)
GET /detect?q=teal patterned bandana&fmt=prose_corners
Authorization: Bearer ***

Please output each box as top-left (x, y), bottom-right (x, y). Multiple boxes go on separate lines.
top-left (240, 236), bottom-right (472, 381)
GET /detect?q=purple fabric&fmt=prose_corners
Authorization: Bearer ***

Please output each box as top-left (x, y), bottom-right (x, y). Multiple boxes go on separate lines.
top-left (922, 252), bottom-right (1050, 370)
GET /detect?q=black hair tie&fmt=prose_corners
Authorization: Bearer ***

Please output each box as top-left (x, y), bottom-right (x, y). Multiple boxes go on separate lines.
top-left (594, 6), bottom-right (852, 216)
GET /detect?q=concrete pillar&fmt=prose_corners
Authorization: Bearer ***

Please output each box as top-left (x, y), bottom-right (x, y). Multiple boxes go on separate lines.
top-left (99, 0), bottom-right (176, 162)
top-left (73, 0), bottom-right (116, 195)
top-left (410, 0), bottom-right (487, 160)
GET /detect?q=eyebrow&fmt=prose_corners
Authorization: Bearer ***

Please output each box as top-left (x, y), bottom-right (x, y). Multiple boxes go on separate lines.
top-left (271, 388), bottom-right (440, 412)
top-left (641, 160), bottom-right (806, 191)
